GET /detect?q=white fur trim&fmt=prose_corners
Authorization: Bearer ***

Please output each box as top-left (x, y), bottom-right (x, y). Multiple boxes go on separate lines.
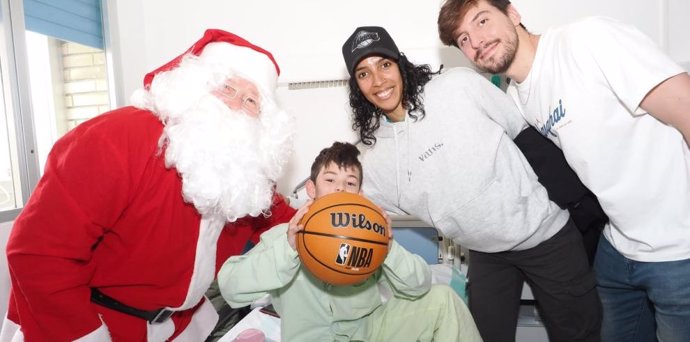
top-left (146, 296), bottom-right (217, 342)
top-left (199, 42), bottom-right (278, 97)
top-left (0, 316), bottom-right (21, 342)
top-left (0, 313), bottom-right (112, 342)
top-left (146, 217), bottom-right (223, 342)
top-left (147, 317), bottom-right (175, 342)
top-left (170, 297), bottom-right (218, 341)
top-left (178, 217), bottom-right (224, 309)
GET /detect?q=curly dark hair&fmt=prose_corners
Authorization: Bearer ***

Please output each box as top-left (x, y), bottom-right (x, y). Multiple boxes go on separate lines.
top-left (347, 53), bottom-right (440, 146)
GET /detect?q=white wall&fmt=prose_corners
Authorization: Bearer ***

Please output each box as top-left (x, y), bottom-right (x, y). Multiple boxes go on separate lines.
top-left (668, 0), bottom-right (690, 63)
top-left (106, 0), bottom-right (690, 195)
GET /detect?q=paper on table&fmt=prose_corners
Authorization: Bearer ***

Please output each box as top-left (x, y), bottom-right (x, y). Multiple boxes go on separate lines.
top-left (218, 307), bottom-right (281, 342)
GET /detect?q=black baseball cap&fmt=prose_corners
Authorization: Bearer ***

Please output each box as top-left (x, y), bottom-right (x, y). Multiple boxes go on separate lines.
top-left (342, 26), bottom-right (400, 77)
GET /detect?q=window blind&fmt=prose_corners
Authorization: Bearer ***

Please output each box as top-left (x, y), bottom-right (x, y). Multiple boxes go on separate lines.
top-left (24, 0), bottom-right (103, 49)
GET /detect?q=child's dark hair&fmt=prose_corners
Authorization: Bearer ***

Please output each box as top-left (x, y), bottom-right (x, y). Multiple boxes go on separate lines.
top-left (309, 142), bottom-right (362, 183)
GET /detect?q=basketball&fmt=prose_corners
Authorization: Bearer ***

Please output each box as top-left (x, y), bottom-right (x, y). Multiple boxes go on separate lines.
top-left (296, 192), bottom-right (390, 285)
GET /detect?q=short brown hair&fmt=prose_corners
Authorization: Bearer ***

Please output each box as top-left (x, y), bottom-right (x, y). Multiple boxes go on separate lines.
top-left (438, 0), bottom-right (514, 47)
top-left (309, 142), bottom-right (362, 185)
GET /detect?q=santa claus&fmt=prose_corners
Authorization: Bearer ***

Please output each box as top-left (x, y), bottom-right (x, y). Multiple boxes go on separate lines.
top-left (1, 29), bottom-right (296, 341)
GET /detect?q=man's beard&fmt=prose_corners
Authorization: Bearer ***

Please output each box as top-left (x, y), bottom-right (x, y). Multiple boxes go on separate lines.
top-left (160, 95), bottom-right (294, 222)
top-left (474, 33), bottom-right (518, 75)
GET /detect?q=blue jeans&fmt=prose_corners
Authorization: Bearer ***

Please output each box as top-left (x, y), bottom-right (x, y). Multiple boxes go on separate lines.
top-left (594, 236), bottom-right (690, 342)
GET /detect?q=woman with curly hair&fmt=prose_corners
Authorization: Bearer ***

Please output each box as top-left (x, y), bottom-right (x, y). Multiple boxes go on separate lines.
top-left (345, 39), bottom-right (437, 146)
top-left (341, 26), bottom-right (602, 342)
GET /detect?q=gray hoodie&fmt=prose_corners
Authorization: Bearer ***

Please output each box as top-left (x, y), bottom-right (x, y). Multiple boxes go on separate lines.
top-left (361, 67), bottom-right (568, 252)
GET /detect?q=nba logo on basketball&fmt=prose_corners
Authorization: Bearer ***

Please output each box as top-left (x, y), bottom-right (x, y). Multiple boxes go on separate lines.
top-left (334, 243), bottom-right (374, 269)
top-left (336, 243), bottom-right (350, 265)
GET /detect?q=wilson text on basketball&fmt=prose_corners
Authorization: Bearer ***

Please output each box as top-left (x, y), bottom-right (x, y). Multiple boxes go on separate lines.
top-left (330, 212), bottom-right (387, 236)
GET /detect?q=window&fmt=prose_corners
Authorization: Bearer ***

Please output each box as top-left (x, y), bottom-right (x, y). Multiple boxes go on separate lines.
top-left (26, 32), bottom-right (111, 174)
top-left (0, 0), bottom-right (113, 221)
top-left (0, 53), bottom-right (23, 212)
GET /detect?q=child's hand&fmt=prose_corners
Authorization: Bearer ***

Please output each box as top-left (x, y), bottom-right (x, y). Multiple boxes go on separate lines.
top-left (287, 200), bottom-right (313, 250)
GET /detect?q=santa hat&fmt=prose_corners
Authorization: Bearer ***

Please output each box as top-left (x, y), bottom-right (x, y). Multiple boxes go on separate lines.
top-left (143, 29), bottom-right (280, 95)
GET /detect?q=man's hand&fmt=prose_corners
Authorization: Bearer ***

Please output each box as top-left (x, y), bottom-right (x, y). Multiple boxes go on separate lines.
top-left (287, 200), bottom-right (313, 250)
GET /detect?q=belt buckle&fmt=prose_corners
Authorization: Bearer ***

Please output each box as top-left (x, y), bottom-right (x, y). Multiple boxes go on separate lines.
top-left (150, 309), bottom-right (174, 324)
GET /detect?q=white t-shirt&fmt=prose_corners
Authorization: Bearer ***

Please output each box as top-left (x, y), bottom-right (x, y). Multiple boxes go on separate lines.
top-left (507, 16), bottom-right (690, 262)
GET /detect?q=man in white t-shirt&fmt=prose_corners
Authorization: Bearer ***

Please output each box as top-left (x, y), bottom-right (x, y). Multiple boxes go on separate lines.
top-left (439, 1), bottom-right (690, 341)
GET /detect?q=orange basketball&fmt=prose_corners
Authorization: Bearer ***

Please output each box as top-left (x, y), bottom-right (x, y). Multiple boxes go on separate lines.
top-left (296, 192), bottom-right (390, 285)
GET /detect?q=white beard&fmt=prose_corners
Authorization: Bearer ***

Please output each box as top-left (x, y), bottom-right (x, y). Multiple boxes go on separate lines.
top-left (131, 53), bottom-right (295, 222)
top-left (160, 95), bottom-right (294, 222)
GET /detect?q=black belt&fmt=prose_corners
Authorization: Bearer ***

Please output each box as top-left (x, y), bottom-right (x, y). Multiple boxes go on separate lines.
top-left (90, 288), bottom-right (174, 324)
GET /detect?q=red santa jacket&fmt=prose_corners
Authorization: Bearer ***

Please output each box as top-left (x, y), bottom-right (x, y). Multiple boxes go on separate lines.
top-left (3, 107), bottom-right (295, 341)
